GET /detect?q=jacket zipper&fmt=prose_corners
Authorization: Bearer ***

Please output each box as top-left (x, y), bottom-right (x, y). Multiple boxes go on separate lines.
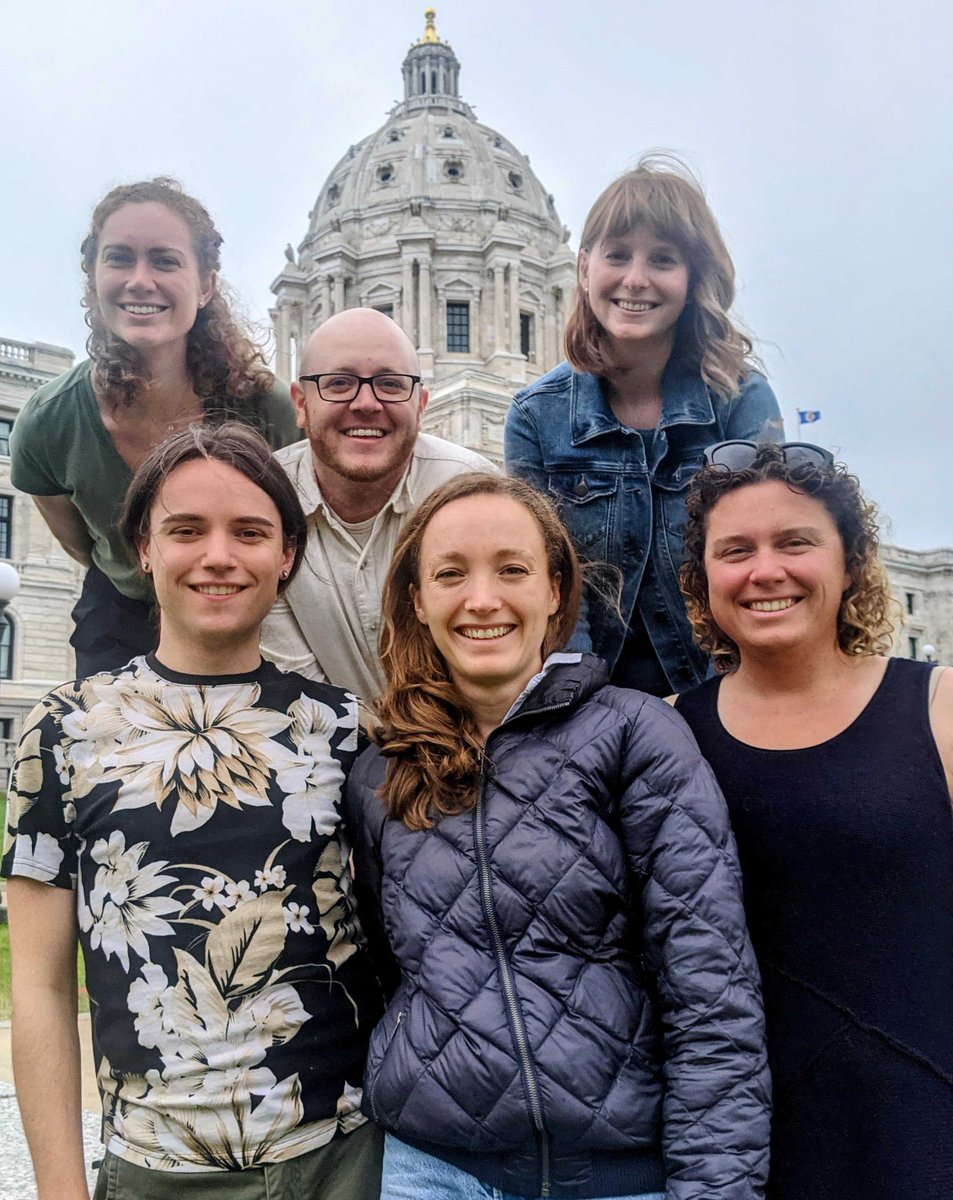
top-left (475, 760), bottom-right (552, 1198)
top-left (367, 1009), bottom-right (404, 1123)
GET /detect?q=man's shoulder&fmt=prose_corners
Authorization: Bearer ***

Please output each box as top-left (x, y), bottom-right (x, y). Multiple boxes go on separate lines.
top-left (411, 431), bottom-right (495, 476)
top-left (273, 438), bottom-right (311, 470)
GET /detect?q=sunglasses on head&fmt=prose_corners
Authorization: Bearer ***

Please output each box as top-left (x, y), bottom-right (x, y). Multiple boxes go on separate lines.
top-left (703, 440), bottom-right (835, 473)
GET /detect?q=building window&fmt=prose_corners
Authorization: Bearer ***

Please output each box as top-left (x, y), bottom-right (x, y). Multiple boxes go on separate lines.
top-left (908, 635), bottom-right (919, 660)
top-left (0, 717), bottom-right (12, 741)
top-left (444, 159), bottom-right (464, 181)
top-left (0, 418), bottom-right (12, 457)
top-left (507, 170), bottom-right (524, 192)
top-left (376, 162), bottom-right (395, 185)
top-left (0, 496), bottom-right (11, 559)
top-left (905, 591), bottom-right (916, 615)
top-left (520, 312), bottom-right (535, 360)
top-left (447, 302), bottom-right (470, 352)
top-left (374, 304), bottom-right (394, 319)
top-left (0, 618), bottom-right (13, 680)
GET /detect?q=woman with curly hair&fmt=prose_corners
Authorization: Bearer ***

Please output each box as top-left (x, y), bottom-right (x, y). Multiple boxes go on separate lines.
top-left (505, 155), bottom-right (783, 695)
top-left (11, 177), bottom-right (299, 673)
top-left (346, 471), bottom-right (770, 1199)
top-left (674, 441), bottom-right (953, 1198)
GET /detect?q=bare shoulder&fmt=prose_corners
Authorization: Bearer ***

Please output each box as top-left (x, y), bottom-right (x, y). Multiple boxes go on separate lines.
top-left (928, 666), bottom-right (953, 797)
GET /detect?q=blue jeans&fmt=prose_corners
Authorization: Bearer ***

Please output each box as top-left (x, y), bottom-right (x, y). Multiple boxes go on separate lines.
top-left (381, 1134), bottom-right (666, 1200)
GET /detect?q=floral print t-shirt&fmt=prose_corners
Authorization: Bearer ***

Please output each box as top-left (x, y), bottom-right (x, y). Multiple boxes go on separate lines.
top-left (0, 655), bottom-right (383, 1172)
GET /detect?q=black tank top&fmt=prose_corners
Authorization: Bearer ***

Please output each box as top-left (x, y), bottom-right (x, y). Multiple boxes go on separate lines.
top-left (677, 659), bottom-right (953, 1198)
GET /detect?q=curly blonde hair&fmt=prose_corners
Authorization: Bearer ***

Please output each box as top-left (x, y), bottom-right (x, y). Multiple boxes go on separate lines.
top-left (375, 473), bottom-right (582, 831)
top-left (565, 154), bottom-right (756, 400)
top-left (81, 177), bottom-right (274, 410)
top-left (680, 445), bottom-right (899, 672)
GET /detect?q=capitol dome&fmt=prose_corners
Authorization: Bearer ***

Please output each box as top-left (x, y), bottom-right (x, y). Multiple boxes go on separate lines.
top-left (270, 9), bottom-right (576, 460)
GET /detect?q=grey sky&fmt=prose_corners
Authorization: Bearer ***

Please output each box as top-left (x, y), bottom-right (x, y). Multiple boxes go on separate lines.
top-left (3, 0), bottom-right (951, 546)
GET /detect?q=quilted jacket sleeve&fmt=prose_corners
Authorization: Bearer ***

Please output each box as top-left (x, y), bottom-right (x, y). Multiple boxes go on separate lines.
top-left (614, 692), bottom-right (771, 1199)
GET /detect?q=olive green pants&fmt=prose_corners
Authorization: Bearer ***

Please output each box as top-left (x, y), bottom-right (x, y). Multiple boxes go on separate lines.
top-left (92, 1121), bottom-right (383, 1200)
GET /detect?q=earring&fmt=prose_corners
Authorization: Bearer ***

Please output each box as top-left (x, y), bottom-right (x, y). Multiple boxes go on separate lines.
top-left (280, 569), bottom-right (289, 579)
top-left (141, 560), bottom-right (150, 572)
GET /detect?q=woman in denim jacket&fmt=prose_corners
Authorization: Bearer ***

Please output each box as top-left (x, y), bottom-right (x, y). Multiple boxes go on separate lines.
top-left (505, 156), bottom-right (783, 695)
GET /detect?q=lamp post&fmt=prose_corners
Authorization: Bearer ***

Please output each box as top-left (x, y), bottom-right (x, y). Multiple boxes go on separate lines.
top-left (0, 560), bottom-right (20, 689)
top-left (923, 643), bottom-right (938, 664)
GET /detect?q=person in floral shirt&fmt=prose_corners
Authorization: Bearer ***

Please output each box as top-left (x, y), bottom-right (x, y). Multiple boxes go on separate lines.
top-left (1, 423), bottom-right (384, 1200)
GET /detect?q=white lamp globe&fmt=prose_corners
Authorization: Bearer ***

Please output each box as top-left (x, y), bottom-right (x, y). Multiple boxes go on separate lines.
top-left (0, 562), bottom-right (20, 605)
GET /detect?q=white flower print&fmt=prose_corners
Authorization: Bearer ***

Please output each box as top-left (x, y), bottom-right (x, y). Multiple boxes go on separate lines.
top-left (284, 902), bottom-right (315, 934)
top-left (79, 832), bottom-right (179, 970)
top-left (193, 876), bottom-right (230, 912)
top-left (12, 831), bottom-right (65, 881)
top-left (87, 679), bottom-right (303, 836)
top-left (224, 879), bottom-right (254, 906)
top-left (113, 893), bottom-right (311, 1168)
top-left (274, 696), bottom-right (356, 841)
top-left (254, 865), bottom-right (287, 891)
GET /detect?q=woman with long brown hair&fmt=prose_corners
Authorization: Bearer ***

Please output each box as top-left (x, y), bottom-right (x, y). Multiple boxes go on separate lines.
top-left (347, 472), bottom-right (770, 1200)
top-left (675, 441), bottom-right (953, 1197)
top-left (11, 176), bottom-right (298, 674)
top-left (506, 155), bottom-right (783, 696)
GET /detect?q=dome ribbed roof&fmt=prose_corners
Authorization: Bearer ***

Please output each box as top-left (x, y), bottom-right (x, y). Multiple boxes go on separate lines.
top-left (302, 12), bottom-right (567, 255)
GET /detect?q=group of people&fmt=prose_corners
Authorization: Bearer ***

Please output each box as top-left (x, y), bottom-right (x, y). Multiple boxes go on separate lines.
top-left (0, 161), bottom-right (949, 1200)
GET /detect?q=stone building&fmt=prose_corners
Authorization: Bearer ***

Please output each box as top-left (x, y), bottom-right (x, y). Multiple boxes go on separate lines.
top-left (0, 337), bottom-right (84, 746)
top-left (882, 544), bottom-right (953, 665)
top-left (270, 8), bottom-right (576, 462)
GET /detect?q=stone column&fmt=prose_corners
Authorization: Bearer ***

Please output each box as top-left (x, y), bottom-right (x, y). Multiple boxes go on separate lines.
top-left (493, 264), bottom-right (505, 352)
top-left (274, 304), bottom-right (291, 383)
top-left (319, 276), bottom-right (332, 324)
top-left (509, 261), bottom-right (521, 355)
top-left (402, 256), bottom-right (416, 343)
top-left (418, 258), bottom-right (433, 353)
top-left (332, 273), bottom-right (345, 314)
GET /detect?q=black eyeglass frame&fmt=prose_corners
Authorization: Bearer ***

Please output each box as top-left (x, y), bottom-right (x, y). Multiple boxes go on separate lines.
top-left (297, 372), bottom-right (422, 404)
top-left (704, 440), bottom-right (835, 472)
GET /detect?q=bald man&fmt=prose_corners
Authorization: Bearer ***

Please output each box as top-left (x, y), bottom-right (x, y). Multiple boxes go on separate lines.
top-left (261, 308), bottom-right (493, 700)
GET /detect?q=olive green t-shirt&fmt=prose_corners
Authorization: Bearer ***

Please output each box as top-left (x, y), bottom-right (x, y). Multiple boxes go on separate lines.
top-left (10, 359), bottom-right (301, 600)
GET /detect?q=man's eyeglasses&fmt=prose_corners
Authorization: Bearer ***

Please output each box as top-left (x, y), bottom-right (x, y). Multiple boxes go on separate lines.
top-left (704, 440), bottom-right (835, 473)
top-left (298, 372), bottom-right (421, 404)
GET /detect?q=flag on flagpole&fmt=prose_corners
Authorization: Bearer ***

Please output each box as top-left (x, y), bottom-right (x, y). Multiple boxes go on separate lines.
top-left (797, 409), bottom-right (822, 424)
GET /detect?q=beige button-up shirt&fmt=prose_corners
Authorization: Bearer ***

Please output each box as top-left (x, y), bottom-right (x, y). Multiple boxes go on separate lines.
top-left (260, 434), bottom-right (495, 702)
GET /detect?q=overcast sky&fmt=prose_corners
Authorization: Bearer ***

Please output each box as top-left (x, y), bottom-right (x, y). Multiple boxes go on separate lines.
top-left (3, 0), bottom-right (951, 547)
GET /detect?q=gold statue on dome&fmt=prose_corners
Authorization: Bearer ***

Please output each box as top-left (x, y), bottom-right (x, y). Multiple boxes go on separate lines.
top-left (420, 8), bottom-right (440, 43)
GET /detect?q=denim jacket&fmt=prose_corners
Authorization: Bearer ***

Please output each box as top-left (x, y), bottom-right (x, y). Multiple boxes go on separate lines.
top-left (505, 361), bottom-right (783, 690)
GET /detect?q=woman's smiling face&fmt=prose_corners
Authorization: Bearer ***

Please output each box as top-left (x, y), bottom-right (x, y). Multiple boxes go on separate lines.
top-left (411, 494), bottom-right (561, 707)
top-left (579, 225), bottom-right (690, 355)
top-left (703, 479), bottom-right (852, 659)
top-left (93, 200), bottom-right (214, 361)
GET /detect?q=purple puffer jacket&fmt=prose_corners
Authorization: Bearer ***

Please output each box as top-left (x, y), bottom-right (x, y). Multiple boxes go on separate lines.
top-left (346, 655), bottom-right (770, 1199)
